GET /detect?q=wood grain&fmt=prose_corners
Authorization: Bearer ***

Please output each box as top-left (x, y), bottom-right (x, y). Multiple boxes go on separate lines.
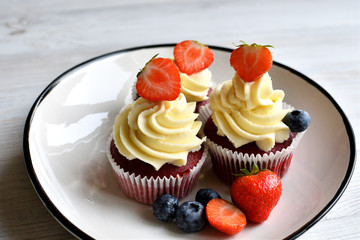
top-left (0, 0), bottom-right (359, 239)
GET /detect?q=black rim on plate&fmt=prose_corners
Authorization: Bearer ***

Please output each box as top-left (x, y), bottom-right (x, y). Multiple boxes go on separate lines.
top-left (23, 44), bottom-right (356, 240)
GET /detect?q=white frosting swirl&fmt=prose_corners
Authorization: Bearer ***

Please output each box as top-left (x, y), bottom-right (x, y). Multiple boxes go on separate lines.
top-left (209, 72), bottom-right (290, 151)
top-left (180, 69), bottom-right (212, 102)
top-left (113, 93), bottom-right (206, 170)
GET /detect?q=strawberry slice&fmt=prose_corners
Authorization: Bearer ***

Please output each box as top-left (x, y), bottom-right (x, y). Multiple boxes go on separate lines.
top-left (174, 40), bottom-right (214, 75)
top-left (206, 198), bottom-right (247, 235)
top-left (230, 42), bottom-right (273, 82)
top-left (136, 56), bottom-right (181, 101)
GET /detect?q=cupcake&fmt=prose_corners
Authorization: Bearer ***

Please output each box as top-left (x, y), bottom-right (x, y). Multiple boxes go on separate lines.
top-left (199, 42), bottom-right (309, 185)
top-left (173, 40), bottom-right (214, 112)
top-left (107, 56), bottom-right (207, 205)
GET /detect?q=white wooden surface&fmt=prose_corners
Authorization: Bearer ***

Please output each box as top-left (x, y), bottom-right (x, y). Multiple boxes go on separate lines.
top-left (0, 0), bottom-right (359, 239)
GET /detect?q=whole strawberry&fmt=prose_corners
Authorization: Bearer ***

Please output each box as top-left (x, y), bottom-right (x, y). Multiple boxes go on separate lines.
top-left (230, 41), bottom-right (273, 82)
top-left (230, 164), bottom-right (282, 223)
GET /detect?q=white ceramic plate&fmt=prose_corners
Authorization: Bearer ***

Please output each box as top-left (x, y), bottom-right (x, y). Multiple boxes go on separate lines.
top-left (23, 44), bottom-right (356, 239)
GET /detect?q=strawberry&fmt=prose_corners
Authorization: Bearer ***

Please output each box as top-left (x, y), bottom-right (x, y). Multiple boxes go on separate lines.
top-left (206, 198), bottom-right (247, 235)
top-left (230, 164), bottom-right (282, 223)
top-left (136, 55), bottom-right (181, 101)
top-left (230, 41), bottom-right (273, 82)
top-left (174, 40), bottom-right (214, 75)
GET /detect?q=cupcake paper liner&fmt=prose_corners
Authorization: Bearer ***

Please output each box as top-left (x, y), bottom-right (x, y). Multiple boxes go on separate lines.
top-left (198, 104), bottom-right (305, 185)
top-left (106, 134), bottom-right (208, 205)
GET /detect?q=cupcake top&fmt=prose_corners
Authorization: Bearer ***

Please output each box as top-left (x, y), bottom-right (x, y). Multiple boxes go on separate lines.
top-left (113, 93), bottom-right (205, 170)
top-left (209, 72), bottom-right (290, 151)
top-left (174, 40), bottom-right (214, 102)
top-left (209, 42), bottom-right (290, 152)
top-left (114, 56), bottom-right (205, 170)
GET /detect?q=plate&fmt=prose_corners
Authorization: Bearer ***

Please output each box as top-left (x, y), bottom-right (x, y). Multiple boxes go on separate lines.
top-left (23, 44), bottom-right (356, 239)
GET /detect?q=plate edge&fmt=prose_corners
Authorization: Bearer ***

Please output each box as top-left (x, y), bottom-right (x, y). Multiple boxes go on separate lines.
top-left (22, 43), bottom-right (357, 240)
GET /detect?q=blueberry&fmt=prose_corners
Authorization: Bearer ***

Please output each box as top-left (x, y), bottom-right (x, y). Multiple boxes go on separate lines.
top-left (195, 188), bottom-right (221, 206)
top-left (152, 194), bottom-right (178, 222)
top-left (175, 201), bottom-right (206, 233)
top-left (282, 109), bottom-right (310, 133)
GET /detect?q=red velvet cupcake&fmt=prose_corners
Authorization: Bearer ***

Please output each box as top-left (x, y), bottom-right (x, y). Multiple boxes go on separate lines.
top-left (198, 42), bottom-right (308, 185)
top-left (108, 56), bottom-right (208, 205)
top-left (199, 103), bottom-right (304, 185)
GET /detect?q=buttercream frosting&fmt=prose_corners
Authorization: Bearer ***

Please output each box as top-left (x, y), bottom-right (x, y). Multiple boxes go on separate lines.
top-left (180, 69), bottom-right (212, 102)
top-left (209, 72), bottom-right (290, 151)
top-left (113, 93), bottom-right (206, 170)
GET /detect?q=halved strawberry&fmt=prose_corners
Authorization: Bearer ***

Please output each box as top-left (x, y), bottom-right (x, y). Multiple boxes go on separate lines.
top-left (174, 40), bottom-right (214, 75)
top-left (136, 56), bottom-right (181, 101)
top-left (206, 198), bottom-right (247, 235)
top-left (230, 41), bottom-right (273, 82)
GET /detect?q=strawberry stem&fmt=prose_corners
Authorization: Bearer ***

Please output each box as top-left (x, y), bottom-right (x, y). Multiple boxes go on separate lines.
top-left (232, 40), bottom-right (274, 49)
top-left (137, 53), bottom-right (159, 77)
top-left (192, 40), bottom-right (208, 47)
top-left (232, 163), bottom-right (261, 177)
